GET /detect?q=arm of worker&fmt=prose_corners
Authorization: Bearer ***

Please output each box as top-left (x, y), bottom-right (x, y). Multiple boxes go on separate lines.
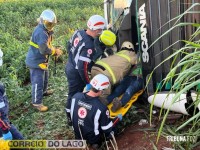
top-left (100, 109), bottom-right (114, 135)
top-left (112, 114), bottom-right (122, 127)
top-left (37, 31), bottom-right (62, 56)
top-left (77, 47), bottom-right (96, 84)
top-left (93, 37), bottom-right (106, 61)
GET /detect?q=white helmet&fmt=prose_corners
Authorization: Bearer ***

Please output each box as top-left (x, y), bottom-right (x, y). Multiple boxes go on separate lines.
top-left (121, 41), bottom-right (134, 50)
top-left (40, 9), bottom-right (57, 31)
top-left (0, 48), bottom-right (3, 66)
top-left (90, 74), bottom-right (110, 90)
top-left (87, 15), bottom-right (106, 30)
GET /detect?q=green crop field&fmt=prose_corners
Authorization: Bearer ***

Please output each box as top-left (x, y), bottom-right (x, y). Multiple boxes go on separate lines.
top-left (0, 0), bottom-right (103, 140)
top-left (1, 1), bottom-right (199, 149)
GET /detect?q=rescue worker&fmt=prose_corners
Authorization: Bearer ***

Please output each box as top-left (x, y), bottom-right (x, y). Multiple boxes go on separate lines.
top-left (107, 63), bottom-right (144, 112)
top-left (91, 41), bottom-right (138, 101)
top-left (70, 74), bottom-right (122, 148)
top-left (0, 49), bottom-right (24, 140)
top-left (25, 9), bottom-right (63, 112)
top-left (65, 15), bottom-right (106, 125)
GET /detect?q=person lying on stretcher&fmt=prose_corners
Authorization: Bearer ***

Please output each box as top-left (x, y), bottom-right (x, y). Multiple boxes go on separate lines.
top-left (91, 41), bottom-right (138, 100)
top-left (107, 63), bottom-right (144, 112)
top-left (91, 32), bottom-right (143, 112)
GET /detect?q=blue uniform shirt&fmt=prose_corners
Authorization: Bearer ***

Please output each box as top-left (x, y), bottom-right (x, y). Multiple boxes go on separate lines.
top-left (25, 24), bottom-right (53, 68)
top-left (70, 92), bottom-right (113, 144)
top-left (67, 30), bottom-right (96, 84)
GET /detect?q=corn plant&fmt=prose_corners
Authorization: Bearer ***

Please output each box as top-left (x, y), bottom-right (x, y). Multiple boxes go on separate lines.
top-left (147, 3), bottom-right (200, 149)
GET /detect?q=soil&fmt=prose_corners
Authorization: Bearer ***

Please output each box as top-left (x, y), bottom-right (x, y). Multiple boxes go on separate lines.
top-left (115, 123), bottom-right (172, 150)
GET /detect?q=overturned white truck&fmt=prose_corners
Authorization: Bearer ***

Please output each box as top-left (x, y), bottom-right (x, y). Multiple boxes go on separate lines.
top-left (104, 0), bottom-right (200, 115)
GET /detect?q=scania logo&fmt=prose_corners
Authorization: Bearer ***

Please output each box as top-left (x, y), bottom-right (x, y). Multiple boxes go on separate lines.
top-left (139, 3), bottom-right (149, 63)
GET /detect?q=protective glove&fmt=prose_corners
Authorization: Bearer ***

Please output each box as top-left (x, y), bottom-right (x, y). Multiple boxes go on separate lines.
top-left (85, 83), bottom-right (92, 91)
top-left (3, 131), bottom-right (13, 140)
top-left (117, 114), bottom-right (123, 121)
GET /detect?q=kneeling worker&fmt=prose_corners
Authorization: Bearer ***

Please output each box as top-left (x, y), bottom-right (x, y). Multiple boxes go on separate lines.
top-left (70, 74), bottom-right (122, 148)
top-left (0, 49), bottom-right (24, 140)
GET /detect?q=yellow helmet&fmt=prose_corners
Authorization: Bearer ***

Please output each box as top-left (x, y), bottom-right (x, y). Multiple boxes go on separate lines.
top-left (121, 41), bottom-right (134, 50)
top-left (99, 30), bottom-right (116, 46)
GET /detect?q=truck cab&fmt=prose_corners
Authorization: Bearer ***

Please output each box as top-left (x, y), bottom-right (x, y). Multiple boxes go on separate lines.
top-left (104, 0), bottom-right (200, 115)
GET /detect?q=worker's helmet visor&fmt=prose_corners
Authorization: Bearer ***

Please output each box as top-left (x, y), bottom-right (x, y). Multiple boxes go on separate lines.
top-left (44, 20), bottom-right (56, 31)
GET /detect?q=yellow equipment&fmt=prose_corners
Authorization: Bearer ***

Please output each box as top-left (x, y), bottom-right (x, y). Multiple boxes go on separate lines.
top-left (108, 90), bottom-right (144, 118)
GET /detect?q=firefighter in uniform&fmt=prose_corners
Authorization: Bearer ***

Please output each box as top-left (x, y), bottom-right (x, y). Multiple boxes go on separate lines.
top-left (0, 49), bottom-right (24, 140)
top-left (25, 9), bottom-right (63, 112)
top-left (91, 41), bottom-right (138, 101)
top-left (70, 74), bottom-right (122, 148)
top-left (65, 15), bottom-right (106, 125)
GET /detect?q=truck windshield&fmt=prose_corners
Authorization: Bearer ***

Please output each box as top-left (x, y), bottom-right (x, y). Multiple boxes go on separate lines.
top-left (111, 0), bottom-right (132, 30)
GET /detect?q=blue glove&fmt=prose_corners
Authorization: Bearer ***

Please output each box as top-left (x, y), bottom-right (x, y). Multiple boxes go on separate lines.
top-left (117, 114), bottom-right (123, 121)
top-left (86, 83), bottom-right (92, 91)
top-left (3, 131), bottom-right (13, 140)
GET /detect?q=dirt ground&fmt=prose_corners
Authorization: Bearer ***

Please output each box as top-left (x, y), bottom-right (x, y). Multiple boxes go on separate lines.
top-left (115, 123), bottom-right (172, 150)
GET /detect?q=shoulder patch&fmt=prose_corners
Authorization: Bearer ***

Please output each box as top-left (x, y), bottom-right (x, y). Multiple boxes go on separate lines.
top-left (87, 49), bottom-right (93, 55)
top-left (87, 49), bottom-right (93, 57)
top-left (73, 37), bottom-right (79, 47)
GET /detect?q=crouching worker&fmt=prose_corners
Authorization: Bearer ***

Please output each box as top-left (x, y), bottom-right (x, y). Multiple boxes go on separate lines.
top-left (91, 41), bottom-right (138, 101)
top-left (0, 49), bottom-right (23, 140)
top-left (107, 63), bottom-right (144, 112)
top-left (0, 83), bottom-right (24, 140)
top-left (70, 74), bottom-right (122, 149)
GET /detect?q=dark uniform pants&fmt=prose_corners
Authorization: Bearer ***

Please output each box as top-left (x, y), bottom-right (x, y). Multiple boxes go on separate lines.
top-left (65, 63), bottom-right (85, 112)
top-left (0, 124), bottom-right (24, 140)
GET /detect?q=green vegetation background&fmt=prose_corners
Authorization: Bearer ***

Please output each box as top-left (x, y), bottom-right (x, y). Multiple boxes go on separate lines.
top-left (0, 0), bottom-right (103, 140)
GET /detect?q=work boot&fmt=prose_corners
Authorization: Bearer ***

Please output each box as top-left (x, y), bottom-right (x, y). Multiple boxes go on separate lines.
top-left (111, 98), bottom-right (122, 112)
top-left (32, 104), bottom-right (48, 112)
top-left (43, 89), bottom-right (54, 96)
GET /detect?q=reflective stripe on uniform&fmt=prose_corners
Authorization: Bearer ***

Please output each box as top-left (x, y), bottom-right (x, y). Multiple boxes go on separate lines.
top-left (66, 108), bottom-right (71, 113)
top-left (30, 40), bottom-right (52, 49)
top-left (74, 43), bottom-right (85, 69)
top-left (70, 98), bottom-right (76, 120)
top-left (69, 31), bottom-right (78, 43)
top-left (101, 121), bottom-right (113, 130)
top-left (79, 56), bottom-right (91, 63)
top-left (30, 41), bottom-right (39, 49)
top-left (77, 32), bottom-right (83, 41)
top-left (34, 84), bottom-right (38, 103)
top-left (96, 61), bottom-right (116, 84)
top-left (0, 102), bottom-right (5, 108)
top-left (115, 51), bottom-right (131, 62)
top-left (94, 109), bottom-right (101, 135)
